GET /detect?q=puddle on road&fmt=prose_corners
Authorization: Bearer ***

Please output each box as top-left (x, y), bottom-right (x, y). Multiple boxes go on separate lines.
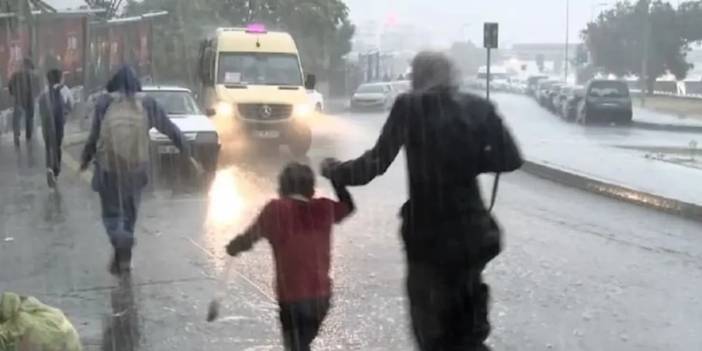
top-left (102, 275), bottom-right (140, 351)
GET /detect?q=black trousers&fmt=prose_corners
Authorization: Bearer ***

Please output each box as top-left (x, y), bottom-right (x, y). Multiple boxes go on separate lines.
top-left (43, 120), bottom-right (64, 175)
top-left (12, 103), bottom-right (34, 140)
top-left (407, 263), bottom-right (491, 351)
top-left (279, 297), bottom-right (331, 351)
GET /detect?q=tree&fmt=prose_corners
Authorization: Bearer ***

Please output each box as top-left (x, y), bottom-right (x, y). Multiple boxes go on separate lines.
top-left (678, 1), bottom-right (702, 42)
top-left (582, 0), bottom-right (702, 93)
top-left (125, 0), bottom-right (354, 85)
top-left (125, 0), bottom-right (213, 85)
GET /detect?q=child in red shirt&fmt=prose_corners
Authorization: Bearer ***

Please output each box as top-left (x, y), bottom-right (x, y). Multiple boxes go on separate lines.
top-left (226, 162), bottom-right (355, 351)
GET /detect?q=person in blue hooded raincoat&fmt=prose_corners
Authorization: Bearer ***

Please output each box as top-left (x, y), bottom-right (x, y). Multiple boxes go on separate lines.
top-left (80, 65), bottom-right (191, 275)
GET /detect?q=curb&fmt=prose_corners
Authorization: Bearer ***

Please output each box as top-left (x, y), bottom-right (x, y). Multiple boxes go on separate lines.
top-left (521, 160), bottom-right (702, 221)
top-left (632, 121), bottom-right (702, 134)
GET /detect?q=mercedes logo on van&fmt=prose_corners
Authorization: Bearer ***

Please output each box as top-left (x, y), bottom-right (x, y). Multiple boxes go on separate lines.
top-left (260, 104), bottom-right (273, 119)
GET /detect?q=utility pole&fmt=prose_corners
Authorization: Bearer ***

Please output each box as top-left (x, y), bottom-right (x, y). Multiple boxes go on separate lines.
top-left (565, 0), bottom-right (570, 83)
top-left (641, 0), bottom-right (651, 107)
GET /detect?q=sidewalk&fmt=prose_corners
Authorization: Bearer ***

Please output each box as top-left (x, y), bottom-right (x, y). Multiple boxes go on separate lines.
top-left (493, 93), bottom-right (702, 218)
top-left (0, 136), bottom-right (113, 349)
top-left (523, 142), bottom-right (702, 216)
top-left (633, 107), bottom-right (702, 132)
top-left (0, 133), bottom-right (280, 350)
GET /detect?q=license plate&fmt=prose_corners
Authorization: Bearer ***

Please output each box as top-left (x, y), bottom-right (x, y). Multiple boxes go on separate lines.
top-left (158, 145), bottom-right (179, 154)
top-left (253, 130), bottom-right (280, 139)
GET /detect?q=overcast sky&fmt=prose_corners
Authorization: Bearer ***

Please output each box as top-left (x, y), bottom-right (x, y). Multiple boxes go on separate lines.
top-left (343, 0), bottom-right (621, 46)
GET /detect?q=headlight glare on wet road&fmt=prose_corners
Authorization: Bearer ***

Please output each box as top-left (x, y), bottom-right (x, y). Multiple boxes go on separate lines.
top-left (215, 101), bottom-right (234, 117)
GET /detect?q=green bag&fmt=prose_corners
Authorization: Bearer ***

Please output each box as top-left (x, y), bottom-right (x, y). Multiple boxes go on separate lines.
top-left (0, 292), bottom-right (82, 351)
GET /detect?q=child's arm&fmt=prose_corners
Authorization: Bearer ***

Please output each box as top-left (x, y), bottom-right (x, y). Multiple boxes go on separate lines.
top-left (226, 222), bottom-right (263, 257)
top-left (226, 203), bottom-right (271, 257)
top-left (332, 180), bottom-right (355, 222)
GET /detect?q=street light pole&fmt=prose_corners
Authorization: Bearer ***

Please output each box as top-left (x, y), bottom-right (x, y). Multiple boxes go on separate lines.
top-left (565, 0), bottom-right (570, 83)
top-left (641, 0), bottom-right (651, 107)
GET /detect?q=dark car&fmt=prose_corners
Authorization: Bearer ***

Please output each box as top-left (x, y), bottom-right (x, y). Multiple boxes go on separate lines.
top-left (561, 86), bottom-right (584, 121)
top-left (577, 80), bottom-right (633, 124)
top-left (527, 75), bottom-right (548, 96)
top-left (548, 83), bottom-right (566, 112)
top-left (555, 85), bottom-right (573, 115)
top-left (536, 80), bottom-right (559, 106)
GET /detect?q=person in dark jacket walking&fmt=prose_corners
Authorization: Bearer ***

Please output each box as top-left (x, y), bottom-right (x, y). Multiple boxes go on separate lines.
top-left (38, 69), bottom-right (67, 188)
top-left (8, 58), bottom-right (38, 146)
top-left (80, 65), bottom-right (192, 275)
top-left (321, 51), bottom-right (523, 351)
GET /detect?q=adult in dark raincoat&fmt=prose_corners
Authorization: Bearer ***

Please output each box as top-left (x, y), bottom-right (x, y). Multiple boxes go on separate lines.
top-left (321, 51), bottom-right (523, 350)
top-left (8, 58), bottom-right (38, 146)
top-left (80, 65), bottom-right (190, 274)
top-left (37, 69), bottom-right (67, 188)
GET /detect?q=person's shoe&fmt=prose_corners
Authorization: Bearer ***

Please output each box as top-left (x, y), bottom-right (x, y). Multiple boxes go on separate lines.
top-left (108, 254), bottom-right (120, 276)
top-left (46, 169), bottom-right (56, 188)
top-left (117, 248), bottom-right (133, 273)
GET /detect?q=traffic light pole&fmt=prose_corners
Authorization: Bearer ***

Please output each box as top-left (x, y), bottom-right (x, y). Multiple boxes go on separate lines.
top-left (486, 48), bottom-right (491, 100)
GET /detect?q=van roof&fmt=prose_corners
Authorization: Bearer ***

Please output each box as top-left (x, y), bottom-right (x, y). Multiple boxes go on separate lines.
top-left (216, 29), bottom-right (298, 54)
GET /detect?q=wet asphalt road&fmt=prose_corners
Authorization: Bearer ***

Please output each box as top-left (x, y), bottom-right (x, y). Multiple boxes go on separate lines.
top-left (1, 104), bottom-right (702, 351)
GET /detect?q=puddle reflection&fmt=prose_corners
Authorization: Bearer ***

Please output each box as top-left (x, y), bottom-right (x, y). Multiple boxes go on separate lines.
top-left (43, 189), bottom-right (65, 223)
top-left (102, 275), bottom-right (140, 351)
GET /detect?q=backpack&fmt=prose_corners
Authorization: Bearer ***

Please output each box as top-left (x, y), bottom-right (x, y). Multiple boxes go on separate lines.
top-left (97, 93), bottom-right (150, 172)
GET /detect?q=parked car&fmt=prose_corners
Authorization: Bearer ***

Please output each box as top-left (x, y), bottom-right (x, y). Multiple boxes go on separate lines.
top-left (492, 77), bottom-right (510, 92)
top-left (536, 80), bottom-right (559, 106)
top-left (548, 83), bottom-right (566, 112)
top-left (507, 78), bottom-right (527, 94)
top-left (555, 85), bottom-right (573, 114)
top-left (577, 80), bottom-right (633, 124)
top-left (307, 88), bottom-right (325, 112)
top-left (350, 83), bottom-right (395, 111)
top-left (391, 80), bottom-right (411, 94)
top-left (551, 83), bottom-right (573, 115)
top-left (527, 75), bottom-right (549, 96)
top-left (143, 86), bottom-right (220, 175)
top-left (561, 86), bottom-right (584, 121)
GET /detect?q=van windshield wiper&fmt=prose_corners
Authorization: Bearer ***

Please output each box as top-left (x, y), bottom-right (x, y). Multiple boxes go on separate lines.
top-left (225, 84), bottom-right (248, 89)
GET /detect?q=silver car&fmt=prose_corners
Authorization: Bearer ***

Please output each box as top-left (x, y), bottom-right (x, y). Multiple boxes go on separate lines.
top-left (350, 83), bottom-right (395, 111)
top-left (143, 86), bottom-right (221, 175)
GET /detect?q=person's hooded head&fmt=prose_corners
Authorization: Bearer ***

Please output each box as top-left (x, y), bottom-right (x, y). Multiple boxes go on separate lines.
top-left (411, 51), bottom-right (459, 92)
top-left (106, 65), bottom-right (142, 97)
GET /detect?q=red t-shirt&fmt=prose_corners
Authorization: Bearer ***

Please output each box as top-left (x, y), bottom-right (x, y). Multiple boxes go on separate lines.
top-left (254, 197), bottom-right (351, 302)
